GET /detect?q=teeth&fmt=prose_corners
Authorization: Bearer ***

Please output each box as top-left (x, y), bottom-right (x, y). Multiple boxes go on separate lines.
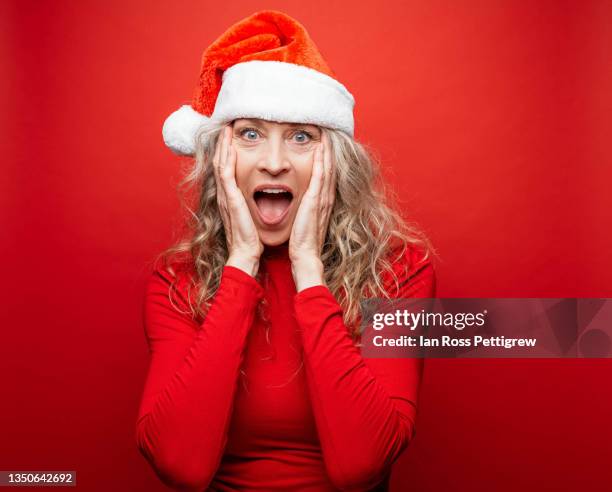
top-left (260, 189), bottom-right (289, 194)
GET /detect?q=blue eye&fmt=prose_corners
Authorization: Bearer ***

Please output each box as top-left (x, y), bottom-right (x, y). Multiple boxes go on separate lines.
top-left (237, 127), bottom-right (314, 144)
top-left (239, 128), bottom-right (260, 140)
top-left (293, 130), bottom-right (313, 144)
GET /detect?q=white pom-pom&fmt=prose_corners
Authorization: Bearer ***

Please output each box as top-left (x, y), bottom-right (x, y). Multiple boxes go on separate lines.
top-left (162, 105), bottom-right (209, 156)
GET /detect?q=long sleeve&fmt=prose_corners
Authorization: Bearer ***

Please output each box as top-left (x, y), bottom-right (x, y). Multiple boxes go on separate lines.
top-left (135, 265), bottom-right (264, 491)
top-left (294, 247), bottom-right (435, 491)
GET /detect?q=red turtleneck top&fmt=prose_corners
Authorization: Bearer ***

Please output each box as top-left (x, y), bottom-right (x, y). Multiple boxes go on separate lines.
top-left (135, 243), bottom-right (436, 491)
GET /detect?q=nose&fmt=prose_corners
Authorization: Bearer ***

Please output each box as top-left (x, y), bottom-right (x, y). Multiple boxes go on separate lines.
top-left (256, 137), bottom-right (291, 176)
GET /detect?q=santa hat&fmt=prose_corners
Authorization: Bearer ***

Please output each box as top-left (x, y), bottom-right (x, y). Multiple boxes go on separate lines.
top-left (162, 10), bottom-right (355, 156)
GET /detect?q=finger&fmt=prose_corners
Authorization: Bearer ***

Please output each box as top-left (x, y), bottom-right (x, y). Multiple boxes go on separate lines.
top-left (220, 127), bottom-right (236, 216)
top-left (224, 134), bottom-right (239, 193)
top-left (321, 133), bottom-right (335, 248)
top-left (224, 125), bottom-right (232, 166)
top-left (321, 132), bottom-right (332, 208)
top-left (213, 127), bottom-right (225, 192)
top-left (218, 125), bottom-right (230, 189)
top-left (212, 125), bottom-right (222, 164)
top-left (214, 139), bottom-right (227, 203)
top-left (307, 143), bottom-right (324, 199)
top-left (222, 135), bottom-right (244, 216)
top-left (316, 143), bottom-right (329, 249)
top-left (211, 128), bottom-right (235, 248)
top-left (224, 150), bottom-right (242, 215)
top-left (309, 143), bottom-right (325, 249)
top-left (213, 130), bottom-right (230, 230)
top-left (327, 133), bottom-right (337, 207)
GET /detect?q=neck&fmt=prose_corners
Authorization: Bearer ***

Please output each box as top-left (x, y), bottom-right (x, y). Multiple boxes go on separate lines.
top-left (262, 240), bottom-right (290, 260)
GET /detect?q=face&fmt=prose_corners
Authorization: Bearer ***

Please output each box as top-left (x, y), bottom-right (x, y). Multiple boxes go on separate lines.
top-left (230, 118), bottom-right (321, 246)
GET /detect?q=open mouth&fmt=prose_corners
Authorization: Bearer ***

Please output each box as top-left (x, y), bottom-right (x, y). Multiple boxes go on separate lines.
top-left (253, 189), bottom-right (294, 226)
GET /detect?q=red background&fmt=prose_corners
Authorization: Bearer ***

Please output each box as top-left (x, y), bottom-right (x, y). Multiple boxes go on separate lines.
top-left (3, 0), bottom-right (611, 490)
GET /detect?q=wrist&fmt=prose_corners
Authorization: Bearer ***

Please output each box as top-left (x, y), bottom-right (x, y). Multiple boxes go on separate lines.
top-left (226, 255), bottom-right (260, 277)
top-left (292, 257), bottom-right (324, 292)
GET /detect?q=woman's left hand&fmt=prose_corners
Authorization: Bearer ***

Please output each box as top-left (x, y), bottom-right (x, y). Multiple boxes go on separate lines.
top-left (289, 132), bottom-right (337, 291)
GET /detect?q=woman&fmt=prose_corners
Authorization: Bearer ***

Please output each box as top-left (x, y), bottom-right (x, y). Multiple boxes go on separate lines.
top-left (136, 10), bottom-right (436, 492)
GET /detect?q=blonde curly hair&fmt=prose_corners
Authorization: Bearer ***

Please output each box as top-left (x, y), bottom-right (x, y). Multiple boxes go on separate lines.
top-left (154, 119), bottom-right (434, 345)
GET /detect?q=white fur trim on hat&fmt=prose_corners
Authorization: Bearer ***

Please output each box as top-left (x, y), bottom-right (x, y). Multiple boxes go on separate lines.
top-left (162, 104), bottom-right (209, 156)
top-left (213, 60), bottom-right (355, 137)
top-left (162, 60), bottom-right (355, 156)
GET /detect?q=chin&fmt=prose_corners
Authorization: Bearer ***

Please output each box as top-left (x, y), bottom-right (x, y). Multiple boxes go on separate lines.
top-left (258, 228), bottom-right (290, 247)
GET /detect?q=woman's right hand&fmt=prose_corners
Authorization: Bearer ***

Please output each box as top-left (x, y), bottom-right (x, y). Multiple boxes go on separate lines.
top-left (213, 124), bottom-right (264, 277)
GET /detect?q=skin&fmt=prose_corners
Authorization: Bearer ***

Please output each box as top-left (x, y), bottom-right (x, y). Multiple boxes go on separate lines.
top-left (212, 119), bottom-right (337, 292)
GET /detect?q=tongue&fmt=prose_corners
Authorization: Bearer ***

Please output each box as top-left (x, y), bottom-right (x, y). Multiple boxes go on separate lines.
top-left (255, 194), bottom-right (292, 221)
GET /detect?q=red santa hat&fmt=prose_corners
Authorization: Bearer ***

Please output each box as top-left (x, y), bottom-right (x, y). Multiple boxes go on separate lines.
top-left (162, 10), bottom-right (356, 156)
